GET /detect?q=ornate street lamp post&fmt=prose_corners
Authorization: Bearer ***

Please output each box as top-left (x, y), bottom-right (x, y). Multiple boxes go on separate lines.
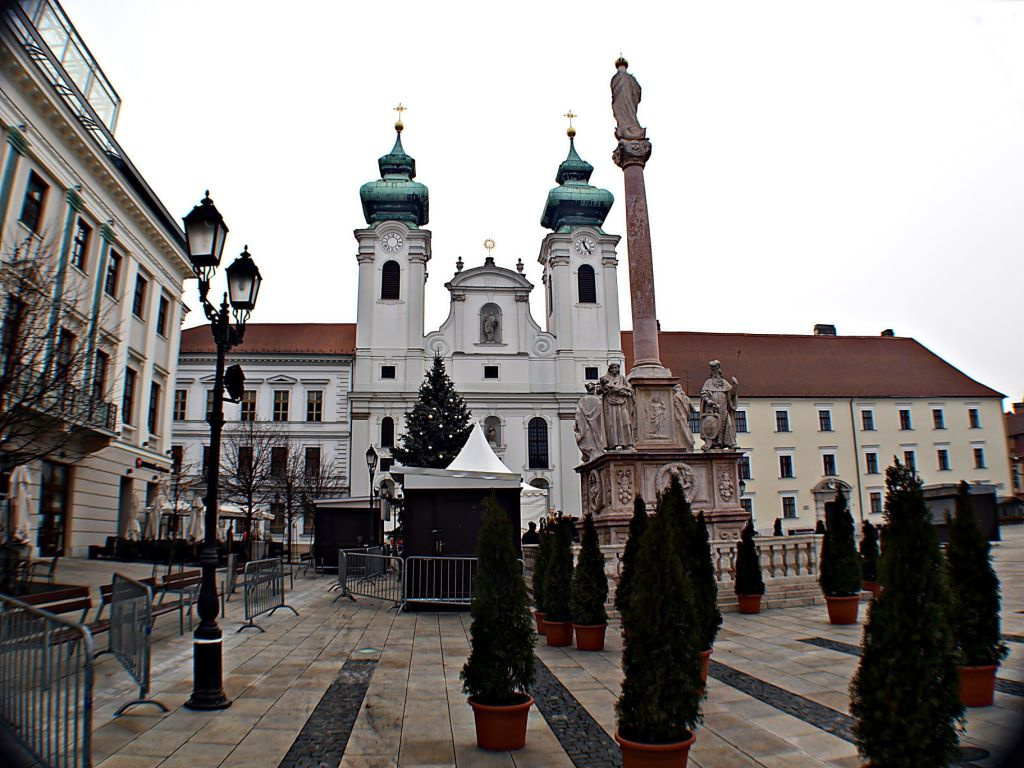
top-left (181, 192), bottom-right (262, 711)
top-left (365, 446), bottom-right (378, 546)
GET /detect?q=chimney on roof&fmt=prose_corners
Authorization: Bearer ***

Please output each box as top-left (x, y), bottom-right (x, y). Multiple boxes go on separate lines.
top-left (813, 324), bottom-right (836, 336)
top-left (880, 329), bottom-right (895, 337)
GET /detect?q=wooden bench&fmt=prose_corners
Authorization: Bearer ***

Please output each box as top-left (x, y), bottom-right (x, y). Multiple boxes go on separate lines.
top-left (18, 586), bottom-right (92, 625)
top-left (158, 570), bottom-right (201, 634)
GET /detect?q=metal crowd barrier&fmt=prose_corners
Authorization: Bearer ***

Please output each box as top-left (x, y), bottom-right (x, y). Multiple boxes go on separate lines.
top-left (0, 594), bottom-right (94, 768)
top-left (403, 555), bottom-right (478, 608)
top-left (238, 557), bottom-right (298, 633)
top-left (336, 551), bottom-right (402, 607)
top-left (108, 574), bottom-right (167, 716)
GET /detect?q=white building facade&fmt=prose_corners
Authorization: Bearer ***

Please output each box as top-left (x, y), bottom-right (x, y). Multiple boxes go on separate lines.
top-left (1, 0), bottom-right (193, 556)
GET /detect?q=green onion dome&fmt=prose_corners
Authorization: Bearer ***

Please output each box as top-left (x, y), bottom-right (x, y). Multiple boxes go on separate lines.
top-left (540, 136), bottom-right (613, 232)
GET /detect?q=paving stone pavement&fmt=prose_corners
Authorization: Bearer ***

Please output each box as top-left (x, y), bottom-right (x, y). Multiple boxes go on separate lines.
top-left (29, 524), bottom-right (1023, 767)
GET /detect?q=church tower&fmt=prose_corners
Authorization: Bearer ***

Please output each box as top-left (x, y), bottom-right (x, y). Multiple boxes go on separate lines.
top-left (353, 112), bottom-right (431, 392)
top-left (538, 121), bottom-right (622, 388)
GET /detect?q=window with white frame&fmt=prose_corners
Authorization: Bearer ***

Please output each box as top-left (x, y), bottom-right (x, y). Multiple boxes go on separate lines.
top-left (861, 409), bottom-right (875, 431)
top-left (818, 409), bottom-right (833, 432)
top-left (898, 408), bottom-right (912, 430)
top-left (306, 390), bottom-right (323, 422)
top-left (779, 454), bottom-right (794, 478)
top-left (864, 451), bottom-right (879, 474)
top-left (781, 496), bottom-right (797, 519)
top-left (173, 389), bottom-right (187, 421)
top-left (973, 447), bottom-right (986, 469)
top-left (273, 390), bottom-right (289, 422)
top-left (869, 491), bottom-right (882, 515)
top-left (932, 408), bottom-right (945, 429)
top-left (968, 408), bottom-right (981, 429)
top-left (240, 390), bottom-right (256, 422)
top-left (937, 449), bottom-right (950, 471)
top-left (735, 410), bottom-right (748, 433)
top-left (822, 453), bottom-right (837, 476)
top-left (775, 409), bottom-right (790, 432)
top-left (903, 450), bottom-right (916, 472)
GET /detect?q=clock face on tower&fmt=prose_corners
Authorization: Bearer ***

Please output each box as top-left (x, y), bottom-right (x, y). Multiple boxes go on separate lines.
top-left (382, 233), bottom-right (404, 253)
top-left (574, 235), bottom-right (596, 256)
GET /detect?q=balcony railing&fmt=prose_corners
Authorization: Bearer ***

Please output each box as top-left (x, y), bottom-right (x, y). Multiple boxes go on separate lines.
top-left (1, 369), bottom-right (117, 434)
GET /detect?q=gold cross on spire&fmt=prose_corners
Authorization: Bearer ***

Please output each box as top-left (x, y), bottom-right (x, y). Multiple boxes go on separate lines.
top-left (394, 102), bottom-right (406, 132)
top-left (565, 110), bottom-right (577, 139)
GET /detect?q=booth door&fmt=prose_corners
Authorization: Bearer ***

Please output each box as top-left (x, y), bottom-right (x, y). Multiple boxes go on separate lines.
top-left (37, 461), bottom-right (71, 557)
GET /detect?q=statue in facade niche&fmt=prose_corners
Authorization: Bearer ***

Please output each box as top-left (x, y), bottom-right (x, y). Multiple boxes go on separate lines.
top-left (610, 58), bottom-right (646, 141)
top-left (699, 360), bottom-right (738, 451)
top-left (481, 307), bottom-right (500, 343)
top-left (599, 362), bottom-right (634, 450)
top-left (574, 382), bottom-right (605, 462)
top-left (672, 383), bottom-right (695, 449)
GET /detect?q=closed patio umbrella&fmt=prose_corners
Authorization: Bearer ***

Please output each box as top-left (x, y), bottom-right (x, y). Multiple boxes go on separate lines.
top-left (8, 465), bottom-right (33, 545)
top-left (187, 495), bottom-right (206, 541)
top-left (124, 491), bottom-right (143, 541)
top-left (144, 504), bottom-right (160, 540)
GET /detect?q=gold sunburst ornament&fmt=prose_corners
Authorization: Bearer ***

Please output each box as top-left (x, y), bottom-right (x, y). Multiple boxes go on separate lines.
top-left (483, 238), bottom-right (496, 255)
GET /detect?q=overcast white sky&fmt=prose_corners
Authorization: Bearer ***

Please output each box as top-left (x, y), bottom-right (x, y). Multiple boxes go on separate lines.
top-left (61, 0), bottom-right (1024, 404)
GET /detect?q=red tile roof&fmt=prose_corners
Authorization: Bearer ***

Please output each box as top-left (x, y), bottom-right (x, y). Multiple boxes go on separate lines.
top-left (622, 331), bottom-right (1003, 399)
top-left (180, 323), bottom-right (355, 355)
top-left (1006, 409), bottom-right (1024, 441)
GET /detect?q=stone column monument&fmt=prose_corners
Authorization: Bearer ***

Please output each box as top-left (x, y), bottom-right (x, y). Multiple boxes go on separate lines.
top-left (574, 58), bottom-right (748, 545)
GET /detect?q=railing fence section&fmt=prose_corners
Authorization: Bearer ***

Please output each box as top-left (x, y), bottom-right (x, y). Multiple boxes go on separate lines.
top-left (238, 557), bottom-right (298, 633)
top-left (0, 593), bottom-right (94, 768)
top-left (108, 574), bottom-right (167, 716)
top-left (336, 551), bottom-right (402, 607)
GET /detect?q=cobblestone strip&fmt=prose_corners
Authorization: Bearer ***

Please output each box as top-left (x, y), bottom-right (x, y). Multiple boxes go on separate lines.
top-left (708, 659), bottom-right (856, 742)
top-left (1004, 634), bottom-right (1024, 643)
top-left (532, 656), bottom-right (622, 768)
top-left (797, 637), bottom-right (1024, 697)
top-left (277, 658), bottom-right (377, 768)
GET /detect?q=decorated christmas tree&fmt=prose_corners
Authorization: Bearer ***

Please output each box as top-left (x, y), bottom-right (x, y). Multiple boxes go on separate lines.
top-left (391, 355), bottom-right (473, 468)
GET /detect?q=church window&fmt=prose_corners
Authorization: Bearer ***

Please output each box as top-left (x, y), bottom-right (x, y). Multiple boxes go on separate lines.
top-left (528, 418), bottom-right (549, 469)
top-left (577, 265), bottom-right (597, 303)
top-left (484, 365), bottom-right (499, 379)
top-left (380, 365), bottom-right (396, 379)
top-left (381, 261), bottom-right (400, 300)
top-left (585, 366), bottom-right (599, 381)
top-left (381, 417), bottom-right (395, 448)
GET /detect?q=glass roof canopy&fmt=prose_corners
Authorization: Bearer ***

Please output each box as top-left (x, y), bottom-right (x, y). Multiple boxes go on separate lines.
top-left (10, 0), bottom-right (121, 146)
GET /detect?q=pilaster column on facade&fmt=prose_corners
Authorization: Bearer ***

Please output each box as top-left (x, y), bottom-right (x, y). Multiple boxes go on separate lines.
top-left (43, 187), bottom-right (85, 372)
top-left (0, 125), bottom-right (29, 230)
top-left (82, 222), bottom-right (115, 389)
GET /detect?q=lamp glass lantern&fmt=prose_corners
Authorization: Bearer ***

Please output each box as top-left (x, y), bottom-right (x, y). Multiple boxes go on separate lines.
top-left (182, 192), bottom-right (229, 278)
top-left (365, 446), bottom-right (379, 475)
top-left (225, 247), bottom-right (262, 312)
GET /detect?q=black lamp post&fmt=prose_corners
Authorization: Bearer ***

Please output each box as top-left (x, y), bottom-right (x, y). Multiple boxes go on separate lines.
top-left (365, 446), bottom-right (378, 546)
top-left (181, 192), bottom-right (262, 711)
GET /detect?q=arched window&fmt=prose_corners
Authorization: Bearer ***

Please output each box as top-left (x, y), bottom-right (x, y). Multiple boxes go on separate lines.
top-left (527, 417), bottom-right (548, 469)
top-left (483, 416), bottom-right (501, 446)
top-left (381, 261), bottom-right (400, 300)
top-left (529, 477), bottom-right (549, 490)
top-left (380, 416), bottom-right (395, 448)
top-left (577, 265), bottom-right (596, 303)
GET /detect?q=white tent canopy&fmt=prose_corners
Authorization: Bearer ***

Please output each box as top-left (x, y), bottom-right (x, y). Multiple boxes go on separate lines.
top-left (520, 482), bottom-right (548, 534)
top-left (445, 424), bottom-right (516, 477)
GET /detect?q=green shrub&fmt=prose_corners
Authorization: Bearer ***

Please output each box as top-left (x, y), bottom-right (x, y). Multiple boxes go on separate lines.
top-left (543, 517), bottom-right (574, 622)
top-left (614, 495), bottom-right (647, 622)
top-left (734, 519), bottom-right (765, 596)
top-left (850, 461), bottom-right (963, 767)
top-left (616, 476), bottom-right (704, 744)
top-left (665, 495), bottom-right (721, 651)
top-left (461, 494), bottom-right (536, 706)
top-left (859, 521), bottom-right (879, 583)
top-left (945, 482), bottom-right (1007, 667)
top-left (819, 490), bottom-right (861, 597)
top-left (531, 524), bottom-right (552, 613)
top-left (570, 513), bottom-right (608, 626)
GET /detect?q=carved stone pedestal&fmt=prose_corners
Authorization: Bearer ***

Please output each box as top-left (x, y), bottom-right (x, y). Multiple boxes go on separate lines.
top-left (578, 448), bottom-right (747, 545)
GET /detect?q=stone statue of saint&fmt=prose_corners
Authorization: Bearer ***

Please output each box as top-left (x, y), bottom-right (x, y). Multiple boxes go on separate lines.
top-left (672, 383), bottom-right (695, 450)
top-left (611, 59), bottom-right (646, 141)
top-left (598, 362), bottom-right (635, 450)
top-left (481, 309), bottom-right (500, 343)
top-left (699, 360), bottom-right (738, 451)
top-left (574, 382), bottom-right (606, 462)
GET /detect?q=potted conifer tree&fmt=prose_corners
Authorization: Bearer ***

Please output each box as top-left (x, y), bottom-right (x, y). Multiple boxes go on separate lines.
top-left (945, 482), bottom-right (1008, 707)
top-left (819, 489), bottom-right (861, 624)
top-left (461, 494), bottom-right (536, 751)
top-left (570, 512), bottom-right (608, 651)
top-left (678, 507), bottom-right (721, 684)
top-left (614, 495), bottom-right (647, 631)
top-left (531, 524), bottom-right (552, 635)
top-left (859, 520), bottom-right (880, 597)
top-left (542, 517), bottom-right (574, 646)
top-left (734, 519), bottom-right (765, 614)
top-left (615, 476), bottom-right (704, 767)
top-left (850, 461), bottom-right (963, 767)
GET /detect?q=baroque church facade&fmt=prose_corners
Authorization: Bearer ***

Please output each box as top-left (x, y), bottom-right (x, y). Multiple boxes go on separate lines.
top-left (175, 121), bottom-right (1013, 533)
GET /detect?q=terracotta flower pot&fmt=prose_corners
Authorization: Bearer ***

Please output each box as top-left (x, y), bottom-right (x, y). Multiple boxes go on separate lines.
top-left (615, 729), bottom-right (696, 768)
top-left (736, 594), bottom-right (762, 614)
top-left (573, 623), bottom-right (607, 651)
top-left (824, 595), bottom-right (860, 625)
top-left (533, 610), bottom-right (547, 636)
top-left (698, 648), bottom-right (712, 686)
top-left (862, 581), bottom-right (881, 597)
top-left (468, 694), bottom-right (534, 751)
top-left (544, 620), bottom-right (573, 647)
top-left (959, 664), bottom-right (998, 708)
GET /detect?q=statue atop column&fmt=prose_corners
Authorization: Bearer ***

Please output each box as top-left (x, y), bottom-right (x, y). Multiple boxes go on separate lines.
top-left (672, 383), bottom-right (696, 450)
top-left (599, 362), bottom-right (635, 450)
top-left (699, 360), bottom-right (738, 451)
top-left (611, 57), bottom-right (646, 141)
top-left (574, 382), bottom-right (606, 462)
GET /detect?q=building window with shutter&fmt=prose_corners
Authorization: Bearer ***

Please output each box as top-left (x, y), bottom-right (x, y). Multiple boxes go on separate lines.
top-left (528, 418), bottom-right (549, 469)
top-left (381, 261), bottom-right (400, 300)
top-left (577, 265), bottom-right (597, 303)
